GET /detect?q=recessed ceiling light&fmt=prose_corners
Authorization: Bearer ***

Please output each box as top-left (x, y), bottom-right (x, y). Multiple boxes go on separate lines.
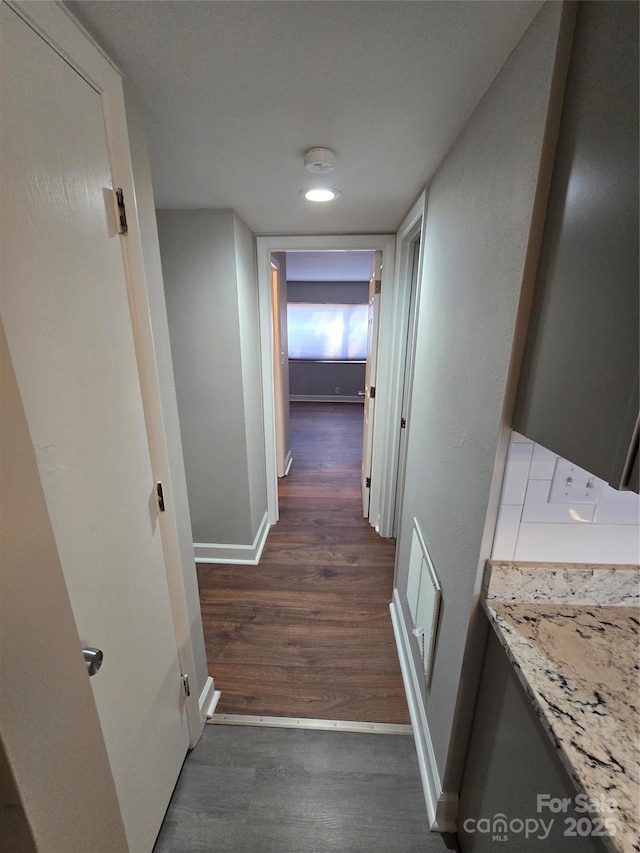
top-left (302, 188), bottom-right (341, 203)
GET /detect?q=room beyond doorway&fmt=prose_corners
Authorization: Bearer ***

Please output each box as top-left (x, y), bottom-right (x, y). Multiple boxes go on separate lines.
top-left (285, 250), bottom-right (374, 406)
top-left (256, 234), bottom-right (397, 535)
top-left (197, 402), bottom-right (410, 724)
top-left (274, 247), bottom-right (381, 518)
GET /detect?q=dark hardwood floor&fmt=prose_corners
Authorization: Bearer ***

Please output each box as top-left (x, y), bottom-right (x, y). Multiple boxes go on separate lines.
top-left (197, 402), bottom-right (410, 724)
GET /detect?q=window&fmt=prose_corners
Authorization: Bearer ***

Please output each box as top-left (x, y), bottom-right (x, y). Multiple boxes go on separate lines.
top-left (287, 303), bottom-right (368, 360)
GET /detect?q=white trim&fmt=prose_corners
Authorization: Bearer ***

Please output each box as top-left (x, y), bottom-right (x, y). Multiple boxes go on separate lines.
top-left (198, 677), bottom-right (221, 721)
top-left (408, 518), bottom-right (443, 686)
top-left (8, 0), bottom-right (203, 746)
top-left (389, 590), bottom-right (458, 833)
top-left (283, 450), bottom-right (293, 477)
top-left (289, 395), bottom-right (363, 404)
top-left (198, 678), bottom-right (221, 721)
top-left (6, 1), bottom-right (116, 89)
top-left (194, 511), bottom-right (270, 564)
top-left (209, 714), bottom-right (413, 735)
top-left (257, 234), bottom-right (396, 531)
top-left (205, 691), bottom-right (222, 720)
top-left (383, 192), bottom-right (428, 541)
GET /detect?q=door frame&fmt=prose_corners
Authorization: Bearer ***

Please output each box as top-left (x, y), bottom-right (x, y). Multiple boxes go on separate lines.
top-left (256, 233), bottom-right (396, 532)
top-left (7, 0), bottom-right (203, 743)
top-left (270, 256), bottom-right (290, 477)
top-left (362, 250), bottom-right (383, 518)
top-left (387, 192), bottom-right (428, 541)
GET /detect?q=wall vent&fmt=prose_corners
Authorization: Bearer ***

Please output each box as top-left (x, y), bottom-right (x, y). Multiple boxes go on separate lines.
top-left (406, 518), bottom-right (442, 685)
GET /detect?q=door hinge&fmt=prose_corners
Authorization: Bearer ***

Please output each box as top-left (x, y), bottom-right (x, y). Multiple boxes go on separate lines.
top-left (114, 188), bottom-right (128, 235)
top-left (181, 673), bottom-right (191, 697)
top-left (365, 476), bottom-right (371, 489)
top-left (374, 279), bottom-right (381, 294)
top-left (401, 417), bottom-right (407, 429)
top-left (370, 386), bottom-right (376, 399)
top-left (156, 481), bottom-right (166, 512)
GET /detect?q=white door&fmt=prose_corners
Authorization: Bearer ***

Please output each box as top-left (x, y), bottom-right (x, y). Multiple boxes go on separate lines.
top-left (0, 6), bottom-right (190, 852)
top-left (361, 251), bottom-right (383, 516)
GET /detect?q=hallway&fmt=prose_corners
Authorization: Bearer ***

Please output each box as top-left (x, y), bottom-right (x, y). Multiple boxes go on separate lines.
top-left (197, 402), bottom-right (409, 724)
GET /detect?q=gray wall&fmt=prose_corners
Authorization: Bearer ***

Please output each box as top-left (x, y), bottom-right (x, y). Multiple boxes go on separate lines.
top-left (157, 209), bottom-right (266, 548)
top-left (289, 361), bottom-right (366, 399)
top-left (287, 281), bottom-right (369, 304)
top-left (287, 280), bottom-right (368, 399)
top-left (394, 0), bottom-right (566, 784)
top-left (234, 213), bottom-right (268, 533)
top-left (458, 627), bottom-right (606, 852)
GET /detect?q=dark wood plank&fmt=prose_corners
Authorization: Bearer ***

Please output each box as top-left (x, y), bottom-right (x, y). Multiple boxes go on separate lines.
top-left (198, 402), bottom-right (410, 724)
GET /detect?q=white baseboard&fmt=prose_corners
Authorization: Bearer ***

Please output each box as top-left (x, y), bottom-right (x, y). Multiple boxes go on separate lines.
top-left (289, 395), bottom-right (364, 404)
top-left (283, 450), bottom-right (293, 477)
top-left (198, 676), bottom-right (221, 722)
top-left (194, 511), bottom-right (270, 565)
top-left (390, 590), bottom-right (458, 833)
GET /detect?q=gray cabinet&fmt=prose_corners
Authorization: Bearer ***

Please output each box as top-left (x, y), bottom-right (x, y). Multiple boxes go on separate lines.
top-left (458, 627), bottom-right (607, 853)
top-left (514, 1), bottom-right (639, 491)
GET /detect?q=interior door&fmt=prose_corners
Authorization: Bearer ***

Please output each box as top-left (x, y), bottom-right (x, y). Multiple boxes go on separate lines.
top-left (0, 6), bottom-right (189, 852)
top-left (361, 251), bottom-right (383, 516)
top-left (394, 238), bottom-right (421, 534)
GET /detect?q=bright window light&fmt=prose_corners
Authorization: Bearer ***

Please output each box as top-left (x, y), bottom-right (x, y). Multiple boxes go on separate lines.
top-left (287, 303), bottom-right (368, 360)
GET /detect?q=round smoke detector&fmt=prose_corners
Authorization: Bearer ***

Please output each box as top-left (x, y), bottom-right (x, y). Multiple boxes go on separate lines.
top-left (304, 147), bottom-right (336, 174)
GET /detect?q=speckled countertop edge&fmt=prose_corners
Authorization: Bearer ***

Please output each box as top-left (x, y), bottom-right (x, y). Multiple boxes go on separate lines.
top-left (482, 561), bottom-right (640, 853)
top-left (484, 561), bottom-right (640, 606)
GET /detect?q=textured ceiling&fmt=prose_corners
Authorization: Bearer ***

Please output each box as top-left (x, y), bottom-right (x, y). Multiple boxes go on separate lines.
top-left (285, 251), bottom-right (375, 281)
top-left (67, 0), bottom-right (543, 235)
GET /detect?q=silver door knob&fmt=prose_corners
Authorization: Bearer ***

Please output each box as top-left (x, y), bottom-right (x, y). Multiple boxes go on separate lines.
top-left (358, 390), bottom-right (366, 397)
top-left (82, 647), bottom-right (104, 677)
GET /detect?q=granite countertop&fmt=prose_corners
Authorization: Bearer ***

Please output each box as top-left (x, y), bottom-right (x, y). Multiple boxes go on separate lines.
top-left (482, 561), bottom-right (640, 853)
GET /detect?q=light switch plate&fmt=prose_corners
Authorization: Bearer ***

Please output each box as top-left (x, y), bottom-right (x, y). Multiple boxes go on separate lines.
top-left (549, 458), bottom-right (605, 505)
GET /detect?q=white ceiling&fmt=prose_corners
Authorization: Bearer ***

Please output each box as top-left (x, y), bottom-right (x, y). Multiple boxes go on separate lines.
top-left (285, 250), bottom-right (375, 281)
top-left (66, 0), bottom-right (543, 235)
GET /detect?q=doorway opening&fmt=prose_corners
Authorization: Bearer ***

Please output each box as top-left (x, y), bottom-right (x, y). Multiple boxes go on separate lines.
top-left (270, 249), bottom-right (378, 518)
top-left (257, 235), bottom-right (397, 534)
